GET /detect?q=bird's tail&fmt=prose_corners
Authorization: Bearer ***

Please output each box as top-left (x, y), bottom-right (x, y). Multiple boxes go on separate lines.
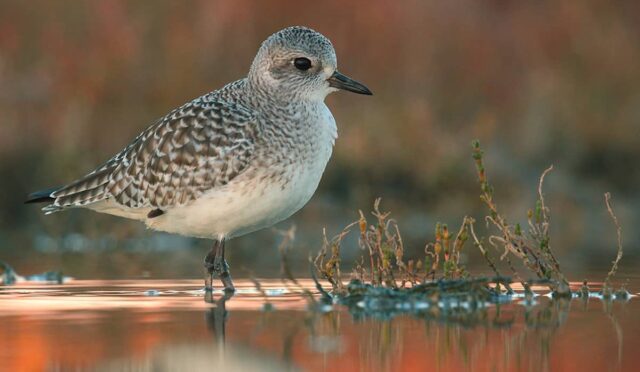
top-left (26, 164), bottom-right (114, 214)
top-left (25, 187), bottom-right (59, 204)
top-left (25, 187), bottom-right (68, 214)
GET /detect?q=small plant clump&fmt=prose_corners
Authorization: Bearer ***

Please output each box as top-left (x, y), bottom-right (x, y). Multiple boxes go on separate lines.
top-left (471, 140), bottom-right (568, 294)
top-left (0, 261), bottom-right (65, 285)
top-left (308, 140), bottom-right (630, 315)
top-left (0, 261), bottom-right (18, 285)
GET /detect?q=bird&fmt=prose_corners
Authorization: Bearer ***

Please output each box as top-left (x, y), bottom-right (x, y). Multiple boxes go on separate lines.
top-left (26, 26), bottom-right (372, 293)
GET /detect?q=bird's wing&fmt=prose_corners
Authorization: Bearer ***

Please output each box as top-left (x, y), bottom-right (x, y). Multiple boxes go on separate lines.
top-left (43, 98), bottom-right (259, 214)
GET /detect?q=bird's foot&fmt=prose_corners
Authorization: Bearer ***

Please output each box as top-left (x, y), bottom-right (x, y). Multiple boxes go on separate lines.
top-left (203, 258), bottom-right (235, 293)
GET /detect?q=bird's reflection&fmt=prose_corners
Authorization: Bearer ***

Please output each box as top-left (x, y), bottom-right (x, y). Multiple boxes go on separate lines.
top-left (205, 290), bottom-right (235, 344)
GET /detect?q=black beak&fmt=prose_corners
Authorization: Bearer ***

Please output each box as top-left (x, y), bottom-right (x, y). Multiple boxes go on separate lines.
top-left (328, 71), bottom-right (373, 95)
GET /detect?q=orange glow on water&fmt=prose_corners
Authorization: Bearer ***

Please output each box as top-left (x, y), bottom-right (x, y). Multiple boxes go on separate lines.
top-left (1, 280), bottom-right (639, 371)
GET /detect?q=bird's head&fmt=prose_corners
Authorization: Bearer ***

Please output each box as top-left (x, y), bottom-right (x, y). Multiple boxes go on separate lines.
top-left (249, 26), bottom-right (372, 101)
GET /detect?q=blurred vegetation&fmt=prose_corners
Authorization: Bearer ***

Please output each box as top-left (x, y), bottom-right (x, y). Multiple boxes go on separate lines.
top-left (0, 0), bottom-right (639, 278)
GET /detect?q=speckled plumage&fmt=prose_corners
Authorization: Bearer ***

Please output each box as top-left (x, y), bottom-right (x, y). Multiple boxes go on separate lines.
top-left (31, 26), bottom-right (371, 243)
top-left (44, 92), bottom-right (259, 213)
top-left (46, 93), bottom-right (258, 212)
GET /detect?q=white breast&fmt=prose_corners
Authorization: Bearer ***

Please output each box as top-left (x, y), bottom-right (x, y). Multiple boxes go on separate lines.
top-left (145, 103), bottom-right (337, 239)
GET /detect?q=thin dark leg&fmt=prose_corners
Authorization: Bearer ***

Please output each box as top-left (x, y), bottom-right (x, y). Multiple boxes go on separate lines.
top-left (203, 238), bottom-right (235, 293)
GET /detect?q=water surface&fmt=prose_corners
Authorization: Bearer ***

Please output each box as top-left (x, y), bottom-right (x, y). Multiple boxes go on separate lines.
top-left (1, 279), bottom-right (638, 371)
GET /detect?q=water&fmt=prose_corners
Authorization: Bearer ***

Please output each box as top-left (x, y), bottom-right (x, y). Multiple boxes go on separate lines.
top-left (0, 279), bottom-right (638, 371)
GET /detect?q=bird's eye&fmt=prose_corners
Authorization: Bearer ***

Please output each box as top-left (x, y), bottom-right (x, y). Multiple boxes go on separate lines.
top-left (293, 57), bottom-right (312, 71)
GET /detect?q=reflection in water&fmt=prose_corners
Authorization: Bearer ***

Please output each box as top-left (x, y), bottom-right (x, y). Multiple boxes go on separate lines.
top-left (97, 344), bottom-right (296, 372)
top-left (0, 279), bottom-right (638, 371)
top-left (205, 290), bottom-right (233, 345)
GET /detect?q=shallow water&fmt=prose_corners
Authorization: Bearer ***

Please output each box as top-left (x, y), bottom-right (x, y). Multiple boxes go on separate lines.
top-left (0, 278), bottom-right (638, 371)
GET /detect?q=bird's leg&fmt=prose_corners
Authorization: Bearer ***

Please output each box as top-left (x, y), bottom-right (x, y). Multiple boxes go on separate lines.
top-left (216, 239), bottom-right (235, 292)
top-left (203, 238), bottom-right (235, 293)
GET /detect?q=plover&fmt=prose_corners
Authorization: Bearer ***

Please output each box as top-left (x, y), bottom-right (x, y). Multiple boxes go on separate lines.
top-left (26, 26), bottom-right (372, 292)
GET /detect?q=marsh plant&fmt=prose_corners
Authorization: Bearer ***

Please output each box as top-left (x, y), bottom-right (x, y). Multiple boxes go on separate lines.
top-left (311, 141), bottom-right (627, 304)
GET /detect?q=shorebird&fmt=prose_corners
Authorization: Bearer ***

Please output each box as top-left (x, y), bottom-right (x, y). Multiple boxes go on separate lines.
top-left (26, 26), bottom-right (372, 292)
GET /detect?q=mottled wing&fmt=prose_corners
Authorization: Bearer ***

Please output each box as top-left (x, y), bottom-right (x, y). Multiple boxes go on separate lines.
top-left (44, 98), bottom-right (259, 213)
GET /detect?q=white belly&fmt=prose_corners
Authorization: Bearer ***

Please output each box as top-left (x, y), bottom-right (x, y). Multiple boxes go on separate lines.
top-left (146, 164), bottom-right (323, 238)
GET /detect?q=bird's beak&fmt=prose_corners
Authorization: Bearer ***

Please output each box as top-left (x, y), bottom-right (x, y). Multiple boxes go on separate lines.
top-left (328, 70), bottom-right (373, 95)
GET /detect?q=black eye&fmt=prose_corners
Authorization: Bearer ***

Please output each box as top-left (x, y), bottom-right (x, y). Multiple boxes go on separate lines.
top-left (294, 57), bottom-right (312, 71)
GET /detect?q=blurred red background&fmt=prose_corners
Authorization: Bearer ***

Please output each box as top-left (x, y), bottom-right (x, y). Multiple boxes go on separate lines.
top-left (1, 0), bottom-right (639, 278)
